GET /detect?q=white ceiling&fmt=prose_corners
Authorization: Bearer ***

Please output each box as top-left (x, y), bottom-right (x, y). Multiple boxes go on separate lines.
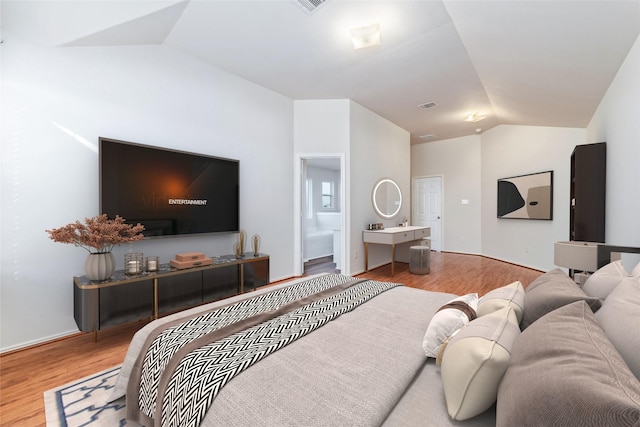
top-left (3, 0), bottom-right (639, 144)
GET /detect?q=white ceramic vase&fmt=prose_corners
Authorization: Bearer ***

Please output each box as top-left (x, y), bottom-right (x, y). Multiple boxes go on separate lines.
top-left (85, 252), bottom-right (116, 281)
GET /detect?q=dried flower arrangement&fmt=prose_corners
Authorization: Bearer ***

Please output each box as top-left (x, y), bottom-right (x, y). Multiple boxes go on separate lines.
top-left (46, 214), bottom-right (145, 253)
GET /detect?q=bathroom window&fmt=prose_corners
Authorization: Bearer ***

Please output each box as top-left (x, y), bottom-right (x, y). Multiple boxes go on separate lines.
top-left (322, 181), bottom-right (334, 209)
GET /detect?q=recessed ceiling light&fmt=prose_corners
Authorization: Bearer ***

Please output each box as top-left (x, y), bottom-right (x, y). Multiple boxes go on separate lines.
top-left (464, 113), bottom-right (486, 123)
top-left (350, 23), bottom-right (381, 50)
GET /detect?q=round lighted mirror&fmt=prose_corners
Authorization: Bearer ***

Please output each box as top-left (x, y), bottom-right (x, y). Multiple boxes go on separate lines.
top-left (372, 178), bottom-right (402, 219)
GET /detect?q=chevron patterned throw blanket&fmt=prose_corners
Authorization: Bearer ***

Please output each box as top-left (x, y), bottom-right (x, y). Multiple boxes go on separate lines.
top-left (125, 274), bottom-right (400, 427)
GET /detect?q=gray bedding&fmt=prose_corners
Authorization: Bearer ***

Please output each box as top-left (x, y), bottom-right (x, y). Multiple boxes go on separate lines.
top-left (111, 274), bottom-right (496, 426)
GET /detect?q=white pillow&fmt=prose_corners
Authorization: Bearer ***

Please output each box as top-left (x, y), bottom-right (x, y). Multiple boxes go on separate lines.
top-left (422, 293), bottom-right (478, 358)
top-left (477, 281), bottom-right (525, 323)
top-left (440, 306), bottom-right (521, 421)
top-left (632, 261), bottom-right (640, 278)
top-left (582, 260), bottom-right (628, 300)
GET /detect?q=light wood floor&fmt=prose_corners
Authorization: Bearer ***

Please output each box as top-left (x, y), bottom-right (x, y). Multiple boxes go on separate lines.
top-left (0, 252), bottom-right (542, 426)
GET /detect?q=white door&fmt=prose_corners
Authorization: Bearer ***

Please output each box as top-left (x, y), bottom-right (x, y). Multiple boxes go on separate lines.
top-left (412, 176), bottom-right (442, 251)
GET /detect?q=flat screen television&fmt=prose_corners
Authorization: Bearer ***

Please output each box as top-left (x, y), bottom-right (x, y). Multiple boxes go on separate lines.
top-left (99, 137), bottom-right (239, 237)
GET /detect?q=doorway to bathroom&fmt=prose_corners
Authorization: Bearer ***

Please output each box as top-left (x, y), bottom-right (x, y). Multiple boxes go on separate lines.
top-left (301, 157), bottom-right (344, 276)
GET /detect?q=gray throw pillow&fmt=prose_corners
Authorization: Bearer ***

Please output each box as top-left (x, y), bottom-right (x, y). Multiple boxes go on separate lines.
top-left (521, 268), bottom-right (601, 329)
top-left (497, 301), bottom-right (640, 427)
top-left (595, 277), bottom-right (640, 379)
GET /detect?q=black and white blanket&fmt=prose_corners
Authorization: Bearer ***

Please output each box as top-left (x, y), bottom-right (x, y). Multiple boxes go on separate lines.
top-left (125, 274), bottom-right (399, 427)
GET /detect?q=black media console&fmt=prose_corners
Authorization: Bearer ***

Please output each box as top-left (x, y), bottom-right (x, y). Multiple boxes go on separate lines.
top-left (73, 254), bottom-right (269, 339)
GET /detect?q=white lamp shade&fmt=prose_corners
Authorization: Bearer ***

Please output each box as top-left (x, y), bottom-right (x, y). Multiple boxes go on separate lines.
top-left (554, 241), bottom-right (600, 272)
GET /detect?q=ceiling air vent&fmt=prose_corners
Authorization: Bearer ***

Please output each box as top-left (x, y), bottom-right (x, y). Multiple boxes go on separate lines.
top-left (293, 0), bottom-right (328, 14)
top-left (419, 134), bottom-right (437, 140)
top-left (417, 101), bottom-right (438, 110)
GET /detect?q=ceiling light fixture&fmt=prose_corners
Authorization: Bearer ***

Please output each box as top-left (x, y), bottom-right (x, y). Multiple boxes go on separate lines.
top-left (350, 22), bottom-right (381, 50)
top-left (464, 113), bottom-right (486, 123)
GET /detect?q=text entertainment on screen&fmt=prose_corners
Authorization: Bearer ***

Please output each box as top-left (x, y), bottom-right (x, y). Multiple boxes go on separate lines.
top-left (99, 137), bottom-right (239, 237)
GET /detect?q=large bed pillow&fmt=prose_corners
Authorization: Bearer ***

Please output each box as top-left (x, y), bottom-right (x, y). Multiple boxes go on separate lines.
top-left (632, 261), bottom-right (640, 277)
top-left (440, 306), bottom-right (520, 421)
top-left (497, 301), bottom-right (640, 427)
top-left (582, 260), bottom-right (629, 300)
top-left (477, 281), bottom-right (524, 323)
top-left (521, 268), bottom-right (601, 329)
top-left (595, 277), bottom-right (640, 379)
top-left (422, 293), bottom-right (478, 358)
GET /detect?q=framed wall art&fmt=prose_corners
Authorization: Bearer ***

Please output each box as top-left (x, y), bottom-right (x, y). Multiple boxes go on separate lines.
top-left (497, 171), bottom-right (553, 220)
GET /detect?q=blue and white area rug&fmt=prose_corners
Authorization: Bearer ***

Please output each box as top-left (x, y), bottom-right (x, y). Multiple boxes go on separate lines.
top-left (44, 365), bottom-right (140, 426)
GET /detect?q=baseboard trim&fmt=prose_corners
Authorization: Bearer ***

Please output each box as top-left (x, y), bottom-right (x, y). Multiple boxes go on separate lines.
top-left (1, 329), bottom-right (81, 356)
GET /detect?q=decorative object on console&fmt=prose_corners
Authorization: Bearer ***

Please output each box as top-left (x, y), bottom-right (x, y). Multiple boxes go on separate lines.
top-left (146, 256), bottom-right (159, 272)
top-left (235, 230), bottom-right (246, 258)
top-left (497, 170), bottom-right (553, 220)
top-left (170, 252), bottom-right (213, 269)
top-left (124, 252), bottom-right (144, 275)
top-left (252, 234), bottom-right (260, 257)
top-left (85, 252), bottom-right (116, 282)
top-left (46, 214), bottom-right (145, 281)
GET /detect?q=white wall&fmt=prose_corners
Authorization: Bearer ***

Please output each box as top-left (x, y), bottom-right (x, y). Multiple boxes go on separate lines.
top-left (586, 34), bottom-right (640, 248)
top-left (350, 101), bottom-right (411, 273)
top-left (293, 100), bottom-right (350, 275)
top-left (480, 125), bottom-right (586, 271)
top-left (293, 99), bottom-right (410, 276)
top-left (411, 135), bottom-right (482, 254)
top-left (410, 35), bottom-right (640, 273)
top-left (411, 127), bottom-right (584, 270)
top-left (1, 32), bottom-right (294, 352)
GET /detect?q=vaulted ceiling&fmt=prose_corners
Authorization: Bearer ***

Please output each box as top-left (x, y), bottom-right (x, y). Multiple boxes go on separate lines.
top-left (3, 0), bottom-right (639, 144)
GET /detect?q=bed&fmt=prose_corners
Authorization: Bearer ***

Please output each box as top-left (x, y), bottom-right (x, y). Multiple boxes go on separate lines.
top-left (110, 269), bottom-right (640, 427)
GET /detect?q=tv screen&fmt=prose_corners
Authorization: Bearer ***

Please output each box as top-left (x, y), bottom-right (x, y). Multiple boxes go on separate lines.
top-left (100, 138), bottom-right (239, 237)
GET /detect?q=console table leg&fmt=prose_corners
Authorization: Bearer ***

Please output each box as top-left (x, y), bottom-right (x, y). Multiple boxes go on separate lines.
top-left (391, 244), bottom-right (396, 276)
top-left (153, 278), bottom-right (159, 320)
top-left (364, 243), bottom-right (369, 272)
